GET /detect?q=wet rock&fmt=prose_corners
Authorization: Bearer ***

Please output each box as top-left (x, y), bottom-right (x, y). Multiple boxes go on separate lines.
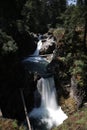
top-left (83, 102), bottom-right (87, 107)
top-left (0, 109), bottom-right (2, 117)
top-left (39, 35), bottom-right (56, 55)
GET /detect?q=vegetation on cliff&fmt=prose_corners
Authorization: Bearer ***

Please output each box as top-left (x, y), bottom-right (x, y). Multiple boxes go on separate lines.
top-left (53, 107), bottom-right (87, 130)
top-left (0, 0), bottom-right (87, 129)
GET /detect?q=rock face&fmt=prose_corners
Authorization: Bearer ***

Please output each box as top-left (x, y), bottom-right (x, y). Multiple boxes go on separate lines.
top-left (39, 34), bottom-right (56, 55)
top-left (70, 76), bottom-right (85, 108)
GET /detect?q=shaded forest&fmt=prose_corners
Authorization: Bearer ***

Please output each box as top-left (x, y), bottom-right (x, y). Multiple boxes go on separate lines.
top-left (0, 0), bottom-right (87, 130)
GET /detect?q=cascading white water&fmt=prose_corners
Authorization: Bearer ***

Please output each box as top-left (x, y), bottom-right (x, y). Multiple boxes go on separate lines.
top-left (38, 77), bottom-right (57, 109)
top-left (23, 40), bottom-right (43, 62)
top-left (32, 40), bottom-right (42, 56)
top-left (23, 37), bottom-right (68, 129)
top-left (29, 77), bottom-right (68, 129)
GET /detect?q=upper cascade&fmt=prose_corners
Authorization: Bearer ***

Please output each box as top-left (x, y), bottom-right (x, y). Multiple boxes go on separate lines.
top-left (32, 40), bottom-right (42, 56)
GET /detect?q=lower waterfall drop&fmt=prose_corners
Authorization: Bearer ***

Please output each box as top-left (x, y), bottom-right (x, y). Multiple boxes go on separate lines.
top-left (29, 77), bottom-right (68, 130)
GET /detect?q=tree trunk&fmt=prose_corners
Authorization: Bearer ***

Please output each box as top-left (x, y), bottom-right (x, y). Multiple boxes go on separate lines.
top-left (83, 18), bottom-right (87, 50)
top-left (20, 88), bottom-right (32, 130)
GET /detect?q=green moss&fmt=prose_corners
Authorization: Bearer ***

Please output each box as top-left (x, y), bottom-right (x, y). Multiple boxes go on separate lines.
top-left (12, 120), bottom-right (18, 129)
top-left (0, 118), bottom-right (26, 130)
top-left (53, 28), bottom-right (65, 41)
top-left (52, 107), bottom-right (87, 130)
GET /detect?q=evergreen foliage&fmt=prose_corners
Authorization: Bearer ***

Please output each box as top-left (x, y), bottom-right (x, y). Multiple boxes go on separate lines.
top-left (0, 30), bottom-right (18, 55)
top-left (0, 0), bottom-right (87, 123)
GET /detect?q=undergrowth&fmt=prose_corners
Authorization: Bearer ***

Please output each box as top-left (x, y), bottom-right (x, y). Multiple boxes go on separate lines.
top-left (53, 107), bottom-right (87, 130)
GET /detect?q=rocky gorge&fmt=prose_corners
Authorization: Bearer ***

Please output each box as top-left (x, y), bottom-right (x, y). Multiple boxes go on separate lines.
top-left (0, 27), bottom-right (87, 130)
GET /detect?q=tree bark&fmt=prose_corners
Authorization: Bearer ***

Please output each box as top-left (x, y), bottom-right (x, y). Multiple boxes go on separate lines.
top-left (20, 88), bottom-right (32, 130)
top-left (83, 18), bottom-right (87, 50)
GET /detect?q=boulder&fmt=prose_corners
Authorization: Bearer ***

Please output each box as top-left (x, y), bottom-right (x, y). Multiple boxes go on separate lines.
top-left (39, 35), bottom-right (56, 55)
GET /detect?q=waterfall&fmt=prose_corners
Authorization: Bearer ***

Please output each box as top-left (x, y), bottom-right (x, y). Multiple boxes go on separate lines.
top-left (38, 77), bottom-right (57, 109)
top-left (23, 40), bottom-right (43, 62)
top-left (32, 40), bottom-right (42, 56)
top-left (23, 38), bottom-right (68, 129)
top-left (29, 77), bottom-right (68, 129)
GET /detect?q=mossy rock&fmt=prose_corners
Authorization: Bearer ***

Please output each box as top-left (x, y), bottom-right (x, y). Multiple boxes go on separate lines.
top-left (0, 118), bottom-right (27, 130)
top-left (60, 96), bottom-right (77, 115)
